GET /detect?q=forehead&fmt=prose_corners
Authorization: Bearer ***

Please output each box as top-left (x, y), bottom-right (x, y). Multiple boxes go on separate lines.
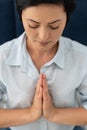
top-left (22, 4), bottom-right (66, 22)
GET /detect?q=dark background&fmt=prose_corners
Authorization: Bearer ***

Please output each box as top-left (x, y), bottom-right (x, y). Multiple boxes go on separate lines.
top-left (0, 0), bottom-right (87, 130)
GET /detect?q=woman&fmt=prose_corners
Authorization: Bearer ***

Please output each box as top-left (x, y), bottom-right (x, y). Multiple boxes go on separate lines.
top-left (0, 0), bottom-right (87, 130)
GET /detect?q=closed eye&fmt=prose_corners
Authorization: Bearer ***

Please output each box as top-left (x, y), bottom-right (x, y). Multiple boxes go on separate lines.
top-left (49, 26), bottom-right (59, 30)
top-left (29, 25), bottom-right (39, 29)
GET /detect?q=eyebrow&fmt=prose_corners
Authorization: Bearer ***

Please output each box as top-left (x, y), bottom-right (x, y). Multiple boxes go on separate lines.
top-left (48, 19), bottom-right (62, 24)
top-left (27, 19), bottom-right (62, 24)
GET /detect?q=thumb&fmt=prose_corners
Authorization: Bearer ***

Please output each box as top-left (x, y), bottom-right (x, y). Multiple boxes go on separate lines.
top-left (42, 74), bottom-right (49, 100)
top-left (36, 74), bottom-right (43, 95)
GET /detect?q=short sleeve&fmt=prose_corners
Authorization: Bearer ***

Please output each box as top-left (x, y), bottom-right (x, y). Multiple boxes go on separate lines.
top-left (77, 75), bottom-right (87, 110)
top-left (0, 81), bottom-right (7, 108)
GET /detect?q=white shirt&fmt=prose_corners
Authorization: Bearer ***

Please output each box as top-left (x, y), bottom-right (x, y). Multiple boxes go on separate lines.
top-left (0, 32), bottom-right (87, 130)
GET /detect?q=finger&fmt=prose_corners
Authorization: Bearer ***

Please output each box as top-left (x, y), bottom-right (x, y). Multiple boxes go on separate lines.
top-left (42, 74), bottom-right (53, 102)
top-left (36, 74), bottom-right (43, 94)
top-left (38, 86), bottom-right (43, 99)
top-left (43, 74), bottom-right (49, 93)
top-left (33, 76), bottom-right (43, 104)
top-left (42, 74), bottom-right (48, 88)
top-left (42, 74), bottom-right (50, 100)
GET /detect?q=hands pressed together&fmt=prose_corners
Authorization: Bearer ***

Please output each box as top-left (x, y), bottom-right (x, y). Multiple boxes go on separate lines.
top-left (30, 74), bottom-right (57, 122)
top-left (28, 74), bottom-right (87, 126)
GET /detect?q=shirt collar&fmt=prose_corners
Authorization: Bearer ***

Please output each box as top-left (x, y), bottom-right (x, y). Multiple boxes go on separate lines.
top-left (6, 32), bottom-right (26, 66)
top-left (6, 34), bottom-right (65, 70)
top-left (44, 37), bottom-right (65, 69)
top-left (6, 32), bottom-right (36, 75)
top-left (53, 37), bottom-right (65, 69)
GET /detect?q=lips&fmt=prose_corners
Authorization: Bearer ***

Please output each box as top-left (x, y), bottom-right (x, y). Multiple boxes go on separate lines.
top-left (38, 41), bottom-right (50, 45)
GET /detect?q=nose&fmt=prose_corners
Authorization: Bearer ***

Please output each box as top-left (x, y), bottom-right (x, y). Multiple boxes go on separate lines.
top-left (38, 27), bottom-right (50, 42)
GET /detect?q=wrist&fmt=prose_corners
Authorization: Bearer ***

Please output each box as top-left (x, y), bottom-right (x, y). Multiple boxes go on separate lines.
top-left (29, 107), bottom-right (42, 122)
top-left (47, 108), bottom-right (58, 123)
top-left (24, 108), bottom-right (36, 123)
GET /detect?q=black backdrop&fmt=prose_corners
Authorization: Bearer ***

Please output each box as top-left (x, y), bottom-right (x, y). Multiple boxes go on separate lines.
top-left (0, 0), bottom-right (24, 45)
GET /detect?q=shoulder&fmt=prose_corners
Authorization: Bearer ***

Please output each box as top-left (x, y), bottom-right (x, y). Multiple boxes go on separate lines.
top-left (0, 39), bottom-right (15, 55)
top-left (0, 32), bottom-right (25, 69)
top-left (0, 32), bottom-right (25, 52)
top-left (60, 36), bottom-right (87, 55)
top-left (60, 36), bottom-right (87, 70)
top-left (0, 39), bottom-right (16, 66)
top-left (0, 32), bottom-right (25, 59)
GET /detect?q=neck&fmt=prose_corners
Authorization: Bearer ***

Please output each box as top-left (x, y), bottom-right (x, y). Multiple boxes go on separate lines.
top-left (26, 41), bottom-right (58, 57)
top-left (26, 39), bottom-right (59, 71)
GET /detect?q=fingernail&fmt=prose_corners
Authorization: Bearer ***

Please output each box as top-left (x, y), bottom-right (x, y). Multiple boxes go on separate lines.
top-left (43, 74), bottom-right (46, 79)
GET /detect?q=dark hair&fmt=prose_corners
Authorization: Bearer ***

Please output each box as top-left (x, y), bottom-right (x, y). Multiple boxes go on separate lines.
top-left (16, 0), bottom-right (76, 23)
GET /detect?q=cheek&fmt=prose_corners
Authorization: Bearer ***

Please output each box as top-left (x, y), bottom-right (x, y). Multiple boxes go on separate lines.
top-left (52, 29), bottom-right (63, 40)
top-left (22, 22), bottom-right (37, 39)
top-left (55, 25), bottom-right (65, 38)
top-left (25, 28), bottom-right (37, 40)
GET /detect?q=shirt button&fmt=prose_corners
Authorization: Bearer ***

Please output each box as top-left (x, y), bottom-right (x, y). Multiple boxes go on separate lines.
top-left (40, 67), bottom-right (46, 73)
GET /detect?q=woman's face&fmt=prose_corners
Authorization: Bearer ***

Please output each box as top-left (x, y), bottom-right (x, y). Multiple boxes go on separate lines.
top-left (22, 4), bottom-right (67, 51)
